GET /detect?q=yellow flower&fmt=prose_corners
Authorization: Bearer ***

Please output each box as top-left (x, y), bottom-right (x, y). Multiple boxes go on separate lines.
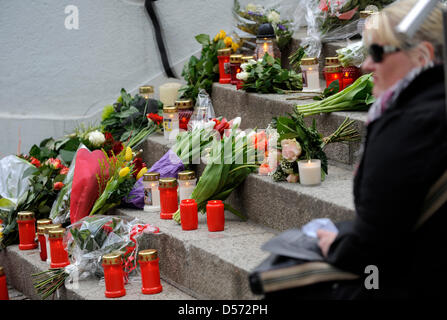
top-left (219, 30), bottom-right (226, 40)
top-left (119, 167), bottom-right (130, 178)
top-left (136, 167), bottom-right (148, 180)
top-left (231, 42), bottom-right (239, 52)
top-left (213, 33), bottom-right (220, 42)
top-left (124, 147), bottom-right (132, 162)
top-left (224, 36), bottom-right (233, 47)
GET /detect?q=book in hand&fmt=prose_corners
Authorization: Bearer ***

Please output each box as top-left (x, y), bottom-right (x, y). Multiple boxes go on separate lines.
top-left (249, 229), bottom-right (359, 295)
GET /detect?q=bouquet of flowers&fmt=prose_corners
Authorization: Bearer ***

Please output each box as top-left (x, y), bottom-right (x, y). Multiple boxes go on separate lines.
top-left (336, 40), bottom-right (366, 67)
top-left (232, 0), bottom-right (293, 50)
top-left (238, 53), bottom-right (302, 93)
top-left (261, 111), bottom-right (360, 183)
top-left (101, 88), bottom-right (163, 149)
top-left (173, 119), bottom-right (262, 223)
top-left (32, 215), bottom-right (159, 300)
top-left (179, 30), bottom-right (238, 103)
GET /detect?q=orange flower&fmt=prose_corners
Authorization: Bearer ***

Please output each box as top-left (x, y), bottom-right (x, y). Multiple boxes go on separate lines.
top-left (53, 182), bottom-right (64, 191)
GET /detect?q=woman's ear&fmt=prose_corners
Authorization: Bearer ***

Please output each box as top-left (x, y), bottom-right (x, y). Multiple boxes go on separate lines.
top-left (418, 41), bottom-right (435, 65)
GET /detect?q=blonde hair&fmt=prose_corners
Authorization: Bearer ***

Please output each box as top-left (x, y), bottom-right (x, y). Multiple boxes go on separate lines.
top-left (364, 0), bottom-right (445, 65)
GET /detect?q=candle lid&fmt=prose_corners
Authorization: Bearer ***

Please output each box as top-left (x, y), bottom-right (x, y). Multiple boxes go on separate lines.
top-left (37, 219), bottom-right (52, 226)
top-left (177, 170), bottom-right (195, 180)
top-left (17, 211), bottom-right (35, 221)
top-left (138, 249), bottom-right (158, 262)
top-left (217, 48), bottom-right (231, 56)
top-left (207, 200), bottom-right (223, 204)
top-left (37, 225), bottom-right (47, 235)
top-left (139, 85), bottom-right (154, 94)
top-left (230, 54), bottom-right (243, 63)
top-left (48, 227), bottom-right (65, 239)
top-left (360, 10), bottom-right (375, 18)
top-left (0, 266), bottom-right (4, 276)
top-left (159, 177), bottom-right (178, 188)
top-left (163, 106), bottom-right (178, 113)
top-left (324, 64), bottom-right (341, 73)
top-left (102, 252), bottom-right (122, 265)
top-left (175, 99), bottom-right (193, 110)
top-left (256, 23), bottom-right (275, 39)
top-left (43, 224), bottom-right (62, 234)
top-left (242, 55), bottom-right (255, 62)
top-left (143, 172), bottom-right (160, 181)
top-left (325, 57), bottom-right (339, 65)
top-left (301, 57), bottom-right (319, 65)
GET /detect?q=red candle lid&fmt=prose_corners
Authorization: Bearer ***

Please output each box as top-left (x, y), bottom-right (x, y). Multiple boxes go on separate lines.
top-left (181, 199), bottom-right (196, 204)
top-left (207, 200), bottom-right (223, 205)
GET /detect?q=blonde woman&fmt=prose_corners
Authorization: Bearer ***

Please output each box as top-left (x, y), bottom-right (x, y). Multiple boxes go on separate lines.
top-left (316, 0), bottom-right (447, 299)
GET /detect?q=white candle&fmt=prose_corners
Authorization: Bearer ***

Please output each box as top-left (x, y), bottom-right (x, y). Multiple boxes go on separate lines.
top-left (163, 106), bottom-right (179, 141)
top-left (301, 58), bottom-right (321, 92)
top-left (298, 159), bottom-right (321, 186)
top-left (143, 173), bottom-right (161, 212)
top-left (179, 181), bottom-right (195, 201)
top-left (159, 82), bottom-right (182, 107)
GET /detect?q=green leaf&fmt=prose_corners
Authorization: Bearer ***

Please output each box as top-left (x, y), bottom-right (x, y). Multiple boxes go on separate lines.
top-left (29, 145), bottom-right (41, 158)
top-left (195, 34), bottom-right (210, 46)
top-left (59, 150), bottom-right (76, 165)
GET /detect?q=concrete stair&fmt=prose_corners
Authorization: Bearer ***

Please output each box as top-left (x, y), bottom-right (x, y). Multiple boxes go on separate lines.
top-left (1, 33), bottom-right (367, 300)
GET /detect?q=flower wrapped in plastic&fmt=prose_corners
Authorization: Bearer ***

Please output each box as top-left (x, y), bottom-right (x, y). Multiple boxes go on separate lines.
top-left (31, 215), bottom-right (159, 299)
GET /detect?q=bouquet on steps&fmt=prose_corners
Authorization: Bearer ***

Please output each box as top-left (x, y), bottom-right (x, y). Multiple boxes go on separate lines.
top-left (173, 120), bottom-right (265, 223)
top-left (31, 215), bottom-right (159, 300)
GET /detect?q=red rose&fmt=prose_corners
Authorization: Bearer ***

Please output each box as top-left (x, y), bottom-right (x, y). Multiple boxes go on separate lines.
top-left (104, 132), bottom-right (114, 142)
top-left (131, 157), bottom-right (147, 178)
top-left (112, 141), bottom-right (124, 156)
top-left (60, 167), bottom-right (69, 175)
top-left (147, 113), bottom-right (163, 125)
top-left (53, 182), bottom-right (64, 191)
top-left (30, 157), bottom-right (41, 168)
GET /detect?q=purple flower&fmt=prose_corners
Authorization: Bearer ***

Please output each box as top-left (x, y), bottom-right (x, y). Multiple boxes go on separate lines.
top-left (247, 10), bottom-right (263, 17)
top-left (278, 24), bottom-right (286, 31)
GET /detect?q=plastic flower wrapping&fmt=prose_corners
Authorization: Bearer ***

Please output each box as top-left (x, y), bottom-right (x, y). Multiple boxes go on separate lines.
top-left (32, 215), bottom-right (159, 299)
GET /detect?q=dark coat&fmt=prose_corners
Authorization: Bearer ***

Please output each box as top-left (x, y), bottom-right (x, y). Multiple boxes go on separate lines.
top-left (326, 65), bottom-right (447, 299)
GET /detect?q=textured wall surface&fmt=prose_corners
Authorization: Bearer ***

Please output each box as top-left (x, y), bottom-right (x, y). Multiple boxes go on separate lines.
top-left (0, 0), bottom-right (234, 154)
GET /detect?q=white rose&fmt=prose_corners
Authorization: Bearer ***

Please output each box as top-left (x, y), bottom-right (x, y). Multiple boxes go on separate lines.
top-left (245, 3), bottom-right (257, 12)
top-left (240, 63), bottom-right (248, 71)
top-left (257, 58), bottom-right (263, 63)
top-left (88, 130), bottom-right (105, 147)
top-left (236, 71), bottom-right (249, 81)
top-left (267, 11), bottom-right (281, 24)
top-left (248, 59), bottom-right (257, 65)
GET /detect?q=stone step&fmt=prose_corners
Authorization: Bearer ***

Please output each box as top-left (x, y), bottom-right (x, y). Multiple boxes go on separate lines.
top-left (211, 83), bottom-right (367, 169)
top-left (141, 133), bottom-right (356, 232)
top-left (111, 207), bottom-right (275, 300)
top-left (0, 245), bottom-right (195, 300)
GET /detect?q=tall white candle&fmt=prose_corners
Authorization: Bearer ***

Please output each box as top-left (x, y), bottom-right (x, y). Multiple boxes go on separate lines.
top-left (178, 171), bottom-right (197, 201)
top-left (159, 82), bottom-right (182, 107)
top-left (298, 159), bottom-right (321, 186)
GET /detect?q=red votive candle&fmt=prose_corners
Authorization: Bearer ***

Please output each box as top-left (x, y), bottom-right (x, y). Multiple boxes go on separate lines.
top-left (341, 66), bottom-right (360, 90)
top-left (17, 211), bottom-right (37, 250)
top-left (180, 199), bottom-right (198, 231)
top-left (0, 266), bottom-right (9, 300)
top-left (49, 228), bottom-right (70, 269)
top-left (37, 226), bottom-right (48, 261)
top-left (230, 54), bottom-right (243, 85)
top-left (139, 249), bottom-right (163, 295)
top-left (324, 65), bottom-right (342, 90)
top-left (206, 200), bottom-right (225, 232)
top-left (102, 253), bottom-right (126, 298)
top-left (217, 48), bottom-right (232, 84)
top-left (159, 178), bottom-right (178, 220)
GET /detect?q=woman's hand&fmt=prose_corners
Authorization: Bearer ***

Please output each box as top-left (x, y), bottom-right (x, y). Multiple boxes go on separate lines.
top-left (317, 229), bottom-right (338, 258)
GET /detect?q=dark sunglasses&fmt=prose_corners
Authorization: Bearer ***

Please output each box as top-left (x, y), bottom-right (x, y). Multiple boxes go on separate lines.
top-left (368, 44), bottom-right (401, 63)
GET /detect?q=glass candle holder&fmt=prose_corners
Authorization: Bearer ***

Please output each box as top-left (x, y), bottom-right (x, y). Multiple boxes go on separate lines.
top-left (16, 211), bottom-right (37, 250)
top-left (143, 172), bottom-right (161, 212)
top-left (175, 99), bottom-right (194, 131)
top-left (217, 48), bottom-right (232, 84)
top-left (230, 54), bottom-right (243, 85)
top-left (180, 199), bottom-right (198, 231)
top-left (102, 253), bottom-right (126, 298)
top-left (206, 200), bottom-right (225, 232)
top-left (44, 224), bottom-right (61, 265)
top-left (301, 57), bottom-right (320, 92)
top-left (159, 178), bottom-right (178, 220)
top-left (178, 170), bottom-right (196, 202)
top-left (0, 267), bottom-right (9, 300)
top-left (37, 226), bottom-right (48, 261)
top-left (49, 228), bottom-right (70, 269)
top-left (324, 65), bottom-right (342, 90)
top-left (298, 159), bottom-right (322, 186)
top-left (341, 66), bottom-right (361, 90)
top-left (163, 106), bottom-right (179, 141)
top-left (138, 249), bottom-right (163, 294)
top-left (139, 85), bottom-right (154, 100)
